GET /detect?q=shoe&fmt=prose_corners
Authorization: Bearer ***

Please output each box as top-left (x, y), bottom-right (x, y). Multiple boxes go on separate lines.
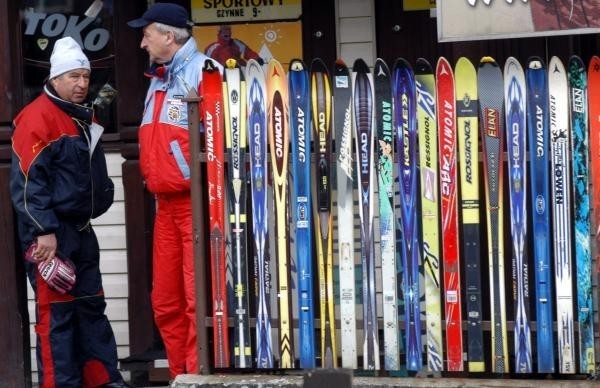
top-left (104, 381), bottom-right (133, 388)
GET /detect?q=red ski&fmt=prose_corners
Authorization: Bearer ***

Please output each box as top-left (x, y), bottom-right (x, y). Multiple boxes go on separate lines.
top-left (435, 57), bottom-right (463, 372)
top-left (589, 56), bottom-right (600, 339)
top-left (201, 59), bottom-right (229, 368)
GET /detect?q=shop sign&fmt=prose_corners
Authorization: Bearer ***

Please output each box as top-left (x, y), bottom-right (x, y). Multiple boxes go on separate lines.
top-left (404, 0), bottom-right (436, 11)
top-left (23, 10), bottom-right (110, 52)
top-left (191, 0), bottom-right (302, 23)
top-left (438, 0), bottom-right (600, 42)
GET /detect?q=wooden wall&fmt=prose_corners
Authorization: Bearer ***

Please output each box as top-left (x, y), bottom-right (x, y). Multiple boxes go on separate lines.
top-left (0, 0), bottom-right (30, 386)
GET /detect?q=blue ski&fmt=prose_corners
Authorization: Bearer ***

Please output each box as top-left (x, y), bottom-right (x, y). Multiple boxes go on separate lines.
top-left (393, 58), bottom-right (422, 371)
top-left (289, 58), bottom-right (315, 369)
top-left (525, 57), bottom-right (554, 374)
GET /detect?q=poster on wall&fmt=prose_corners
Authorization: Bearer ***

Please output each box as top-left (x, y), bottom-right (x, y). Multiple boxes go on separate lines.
top-left (192, 0), bottom-right (303, 69)
top-left (437, 0), bottom-right (600, 42)
top-left (191, 0), bottom-right (302, 23)
top-left (194, 22), bottom-right (302, 69)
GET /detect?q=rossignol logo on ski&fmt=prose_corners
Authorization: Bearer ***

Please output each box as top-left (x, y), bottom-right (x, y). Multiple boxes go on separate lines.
top-left (464, 120), bottom-right (473, 184)
top-left (232, 117), bottom-right (240, 170)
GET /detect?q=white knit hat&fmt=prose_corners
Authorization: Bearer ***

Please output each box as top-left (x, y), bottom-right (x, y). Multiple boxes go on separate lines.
top-left (49, 37), bottom-right (90, 79)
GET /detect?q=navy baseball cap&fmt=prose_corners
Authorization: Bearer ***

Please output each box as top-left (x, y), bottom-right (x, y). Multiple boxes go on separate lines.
top-left (127, 3), bottom-right (193, 29)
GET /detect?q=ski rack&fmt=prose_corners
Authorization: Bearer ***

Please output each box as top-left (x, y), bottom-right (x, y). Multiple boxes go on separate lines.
top-left (185, 73), bottom-right (600, 378)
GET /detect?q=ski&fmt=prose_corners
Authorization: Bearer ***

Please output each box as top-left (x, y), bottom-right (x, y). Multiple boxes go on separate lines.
top-left (202, 58), bottom-right (229, 368)
top-left (267, 58), bottom-right (294, 368)
top-left (478, 56), bottom-right (509, 373)
top-left (246, 59), bottom-right (273, 369)
top-left (289, 58), bottom-right (315, 369)
top-left (352, 58), bottom-right (380, 371)
top-left (394, 58), bottom-right (422, 371)
top-left (588, 55), bottom-right (600, 372)
top-left (416, 58), bottom-right (443, 372)
top-left (436, 57), bottom-right (464, 372)
top-left (455, 56), bottom-right (484, 372)
top-left (223, 59), bottom-right (252, 368)
top-left (333, 59), bottom-right (357, 369)
top-left (375, 58), bottom-right (399, 371)
top-left (526, 57), bottom-right (554, 373)
top-left (548, 56), bottom-right (575, 374)
top-left (504, 57), bottom-right (532, 373)
top-left (310, 58), bottom-right (337, 368)
top-left (568, 55), bottom-right (595, 374)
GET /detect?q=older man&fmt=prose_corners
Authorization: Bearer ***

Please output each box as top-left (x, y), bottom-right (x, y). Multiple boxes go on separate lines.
top-left (10, 37), bottom-right (127, 388)
top-left (128, 3), bottom-right (221, 378)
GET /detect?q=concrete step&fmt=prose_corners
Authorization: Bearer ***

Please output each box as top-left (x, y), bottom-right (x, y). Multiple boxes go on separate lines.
top-left (171, 371), bottom-right (600, 388)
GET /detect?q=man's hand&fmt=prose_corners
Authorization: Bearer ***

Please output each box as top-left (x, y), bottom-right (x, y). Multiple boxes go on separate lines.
top-left (37, 257), bottom-right (76, 294)
top-left (33, 233), bottom-right (57, 262)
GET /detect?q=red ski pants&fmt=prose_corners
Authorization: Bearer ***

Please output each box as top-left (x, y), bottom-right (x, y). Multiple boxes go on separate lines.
top-left (152, 193), bottom-right (198, 378)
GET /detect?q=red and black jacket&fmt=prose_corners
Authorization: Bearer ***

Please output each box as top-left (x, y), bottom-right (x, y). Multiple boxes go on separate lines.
top-left (10, 85), bottom-right (114, 249)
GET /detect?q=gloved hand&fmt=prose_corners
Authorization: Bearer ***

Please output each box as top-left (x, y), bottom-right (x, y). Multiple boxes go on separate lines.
top-left (37, 256), bottom-right (77, 294)
top-left (25, 242), bottom-right (76, 294)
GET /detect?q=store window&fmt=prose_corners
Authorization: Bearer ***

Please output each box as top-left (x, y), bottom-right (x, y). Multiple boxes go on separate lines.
top-left (21, 0), bottom-right (117, 132)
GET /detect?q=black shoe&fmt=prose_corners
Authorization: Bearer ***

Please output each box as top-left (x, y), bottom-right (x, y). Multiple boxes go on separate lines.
top-left (104, 381), bottom-right (133, 388)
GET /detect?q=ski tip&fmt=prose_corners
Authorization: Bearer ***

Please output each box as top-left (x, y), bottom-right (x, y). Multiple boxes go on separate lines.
top-left (289, 58), bottom-right (306, 72)
top-left (415, 57), bottom-right (433, 75)
top-left (504, 57), bottom-right (523, 76)
top-left (549, 56), bottom-right (564, 73)
top-left (203, 58), bottom-right (219, 72)
top-left (267, 58), bottom-right (285, 78)
top-left (436, 56), bottom-right (453, 77)
top-left (455, 56), bottom-right (475, 74)
top-left (334, 59), bottom-right (349, 75)
top-left (527, 56), bottom-right (545, 70)
top-left (588, 55), bottom-right (600, 74)
top-left (392, 57), bottom-right (412, 72)
top-left (375, 58), bottom-right (391, 77)
top-left (310, 57), bottom-right (329, 75)
top-left (568, 55), bottom-right (584, 69)
top-left (225, 58), bottom-right (238, 70)
top-left (480, 56), bottom-right (497, 65)
top-left (352, 58), bottom-right (369, 73)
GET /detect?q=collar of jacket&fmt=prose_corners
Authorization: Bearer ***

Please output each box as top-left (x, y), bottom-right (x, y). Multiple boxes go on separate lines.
top-left (144, 37), bottom-right (198, 84)
top-left (44, 83), bottom-right (94, 125)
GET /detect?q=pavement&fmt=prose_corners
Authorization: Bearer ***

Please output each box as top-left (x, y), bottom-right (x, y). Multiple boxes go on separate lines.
top-left (168, 370), bottom-right (600, 388)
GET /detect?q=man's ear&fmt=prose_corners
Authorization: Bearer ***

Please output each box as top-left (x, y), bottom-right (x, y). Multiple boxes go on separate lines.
top-left (165, 30), bottom-right (176, 45)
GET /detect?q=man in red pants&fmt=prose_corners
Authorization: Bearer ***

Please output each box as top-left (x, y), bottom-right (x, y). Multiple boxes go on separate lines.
top-left (128, 3), bottom-right (221, 379)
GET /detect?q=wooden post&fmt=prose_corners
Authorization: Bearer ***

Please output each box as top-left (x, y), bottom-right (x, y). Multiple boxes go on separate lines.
top-left (184, 89), bottom-right (210, 374)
